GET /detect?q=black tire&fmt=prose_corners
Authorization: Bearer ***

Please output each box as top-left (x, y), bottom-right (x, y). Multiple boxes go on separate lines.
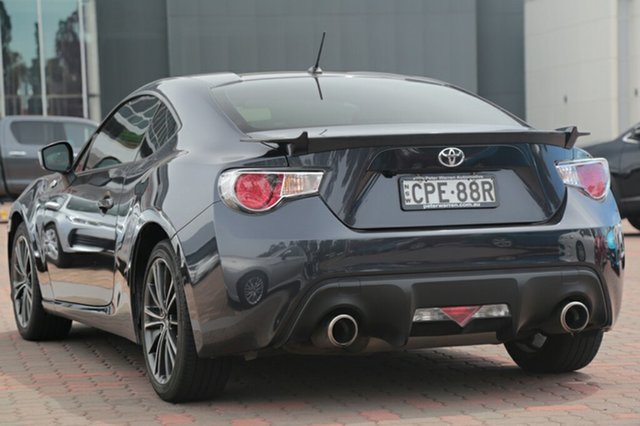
top-left (627, 216), bottom-right (640, 231)
top-left (44, 224), bottom-right (70, 268)
top-left (141, 240), bottom-right (231, 402)
top-left (505, 330), bottom-right (603, 373)
top-left (10, 223), bottom-right (72, 341)
top-left (236, 271), bottom-right (268, 307)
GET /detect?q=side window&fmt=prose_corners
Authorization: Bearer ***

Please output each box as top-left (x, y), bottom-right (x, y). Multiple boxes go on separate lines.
top-left (138, 103), bottom-right (178, 158)
top-left (63, 123), bottom-right (96, 150)
top-left (82, 96), bottom-right (159, 171)
top-left (10, 121), bottom-right (65, 145)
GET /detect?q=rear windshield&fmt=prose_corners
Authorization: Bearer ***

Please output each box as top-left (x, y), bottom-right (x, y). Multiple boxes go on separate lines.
top-left (11, 120), bottom-right (96, 148)
top-left (212, 76), bottom-right (524, 132)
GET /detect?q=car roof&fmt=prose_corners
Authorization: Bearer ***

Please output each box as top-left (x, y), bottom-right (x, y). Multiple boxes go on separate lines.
top-left (188, 70), bottom-right (448, 88)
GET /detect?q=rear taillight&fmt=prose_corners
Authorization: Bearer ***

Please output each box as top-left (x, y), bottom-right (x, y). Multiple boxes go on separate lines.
top-left (219, 169), bottom-right (324, 212)
top-left (555, 158), bottom-right (610, 200)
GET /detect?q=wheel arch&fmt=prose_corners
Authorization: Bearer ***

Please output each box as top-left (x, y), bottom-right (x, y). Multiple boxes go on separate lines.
top-left (129, 221), bottom-right (172, 344)
top-left (7, 211), bottom-right (24, 262)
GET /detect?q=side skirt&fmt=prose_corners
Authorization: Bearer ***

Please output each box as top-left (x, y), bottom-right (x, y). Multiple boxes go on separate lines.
top-left (42, 299), bottom-right (138, 344)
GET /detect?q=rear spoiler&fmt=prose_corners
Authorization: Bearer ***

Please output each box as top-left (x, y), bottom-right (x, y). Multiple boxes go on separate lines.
top-left (244, 126), bottom-right (588, 156)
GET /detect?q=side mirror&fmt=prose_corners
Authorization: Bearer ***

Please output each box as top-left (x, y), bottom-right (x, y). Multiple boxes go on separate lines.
top-left (40, 141), bottom-right (74, 173)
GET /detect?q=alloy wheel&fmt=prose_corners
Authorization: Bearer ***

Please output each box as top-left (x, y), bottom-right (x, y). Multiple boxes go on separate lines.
top-left (143, 258), bottom-right (178, 385)
top-left (43, 227), bottom-right (59, 261)
top-left (12, 236), bottom-right (34, 328)
top-left (243, 275), bottom-right (265, 305)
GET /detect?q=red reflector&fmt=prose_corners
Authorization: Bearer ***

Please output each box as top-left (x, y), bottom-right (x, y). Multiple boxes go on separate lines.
top-left (440, 306), bottom-right (481, 327)
top-left (234, 173), bottom-right (283, 210)
top-left (576, 162), bottom-right (607, 199)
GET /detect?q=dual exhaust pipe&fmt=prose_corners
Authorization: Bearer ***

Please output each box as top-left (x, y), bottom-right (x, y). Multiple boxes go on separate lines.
top-left (312, 301), bottom-right (589, 349)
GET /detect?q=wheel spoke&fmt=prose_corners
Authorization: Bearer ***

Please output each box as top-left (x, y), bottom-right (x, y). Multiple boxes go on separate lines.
top-left (20, 242), bottom-right (29, 275)
top-left (166, 341), bottom-right (175, 367)
top-left (20, 293), bottom-right (28, 322)
top-left (166, 330), bottom-right (177, 356)
top-left (162, 265), bottom-right (171, 299)
top-left (147, 284), bottom-right (162, 309)
top-left (14, 244), bottom-right (25, 277)
top-left (166, 274), bottom-right (174, 299)
top-left (144, 307), bottom-right (163, 320)
top-left (147, 328), bottom-right (161, 354)
top-left (154, 330), bottom-right (166, 377)
top-left (144, 320), bottom-right (164, 330)
top-left (14, 281), bottom-right (27, 297)
top-left (164, 336), bottom-right (173, 377)
top-left (25, 292), bottom-right (32, 319)
top-left (166, 291), bottom-right (176, 312)
top-left (152, 262), bottom-right (165, 310)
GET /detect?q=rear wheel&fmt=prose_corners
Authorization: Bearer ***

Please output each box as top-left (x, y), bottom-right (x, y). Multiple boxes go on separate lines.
top-left (141, 240), bottom-right (230, 402)
top-left (10, 223), bottom-right (72, 341)
top-left (505, 330), bottom-right (603, 373)
top-left (627, 216), bottom-right (640, 231)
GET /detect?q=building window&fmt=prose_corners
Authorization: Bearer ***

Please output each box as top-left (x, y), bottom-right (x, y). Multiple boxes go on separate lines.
top-left (0, 0), bottom-right (99, 119)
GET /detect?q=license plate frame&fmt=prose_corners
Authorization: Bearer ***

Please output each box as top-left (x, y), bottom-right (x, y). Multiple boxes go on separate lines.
top-left (399, 174), bottom-right (499, 211)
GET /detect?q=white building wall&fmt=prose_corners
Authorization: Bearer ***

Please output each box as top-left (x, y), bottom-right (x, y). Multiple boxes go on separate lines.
top-left (525, 0), bottom-right (619, 144)
top-left (627, 0), bottom-right (640, 128)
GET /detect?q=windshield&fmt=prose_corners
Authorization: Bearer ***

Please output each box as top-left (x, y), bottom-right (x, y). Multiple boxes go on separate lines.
top-left (212, 76), bottom-right (524, 133)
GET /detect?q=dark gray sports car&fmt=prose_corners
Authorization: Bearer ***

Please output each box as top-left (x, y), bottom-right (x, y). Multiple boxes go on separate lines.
top-left (8, 71), bottom-right (624, 402)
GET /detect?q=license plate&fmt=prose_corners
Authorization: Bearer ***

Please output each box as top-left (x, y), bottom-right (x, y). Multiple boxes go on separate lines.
top-left (400, 175), bottom-right (498, 210)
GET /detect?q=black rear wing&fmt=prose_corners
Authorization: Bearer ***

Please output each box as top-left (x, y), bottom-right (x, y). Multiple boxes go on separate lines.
top-left (244, 126), bottom-right (588, 156)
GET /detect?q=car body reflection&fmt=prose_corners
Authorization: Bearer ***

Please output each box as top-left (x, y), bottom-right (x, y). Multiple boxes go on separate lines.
top-left (39, 193), bottom-right (116, 267)
top-left (559, 229), bottom-right (595, 263)
top-left (225, 245), bottom-right (308, 307)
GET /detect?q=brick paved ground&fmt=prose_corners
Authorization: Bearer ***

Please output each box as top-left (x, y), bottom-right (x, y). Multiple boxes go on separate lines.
top-left (0, 223), bottom-right (639, 425)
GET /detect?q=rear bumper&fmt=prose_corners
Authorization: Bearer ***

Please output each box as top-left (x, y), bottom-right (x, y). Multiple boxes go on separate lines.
top-left (177, 188), bottom-right (624, 358)
top-left (283, 266), bottom-right (607, 353)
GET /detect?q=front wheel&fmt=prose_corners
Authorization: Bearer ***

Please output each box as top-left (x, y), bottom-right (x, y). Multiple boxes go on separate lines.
top-left (141, 240), bottom-right (230, 402)
top-left (10, 223), bottom-right (72, 341)
top-left (505, 330), bottom-right (603, 373)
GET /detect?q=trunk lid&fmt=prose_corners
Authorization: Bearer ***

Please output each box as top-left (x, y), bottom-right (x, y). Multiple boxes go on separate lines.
top-left (272, 128), bottom-right (570, 230)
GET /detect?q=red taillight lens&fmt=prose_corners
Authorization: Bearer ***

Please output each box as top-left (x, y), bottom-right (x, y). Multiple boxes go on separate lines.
top-left (234, 173), bottom-right (283, 210)
top-left (556, 158), bottom-right (610, 200)
top-left (219, 170), bottom-right (324, 212)
top-left (576, 162), bottom-right (608, 199)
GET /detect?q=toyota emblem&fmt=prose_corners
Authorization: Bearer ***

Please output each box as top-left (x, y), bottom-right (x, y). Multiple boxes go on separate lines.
top-left (438, 147), bottom-right (465, 168)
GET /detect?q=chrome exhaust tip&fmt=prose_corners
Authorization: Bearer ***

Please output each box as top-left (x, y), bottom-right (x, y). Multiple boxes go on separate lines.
top-left (327, 314), bottom-right (359, 347)
top-left (560, 301), bottom-right (590, 333)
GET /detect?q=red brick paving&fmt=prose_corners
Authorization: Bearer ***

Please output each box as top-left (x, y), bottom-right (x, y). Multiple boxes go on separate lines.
top-left (0, 222), bottom-right (639, 425)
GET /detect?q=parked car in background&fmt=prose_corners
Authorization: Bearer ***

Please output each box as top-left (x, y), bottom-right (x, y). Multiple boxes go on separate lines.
top-left (0, 116), bottom-right (96, 199)
top-left (586, 122), bottom-right (640, 229)
top-left (7, 72), bottom-right (624, 402)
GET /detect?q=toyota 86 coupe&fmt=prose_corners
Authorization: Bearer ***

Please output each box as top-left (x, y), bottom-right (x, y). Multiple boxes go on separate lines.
top-left (7, 71), bottom-right (624, 402)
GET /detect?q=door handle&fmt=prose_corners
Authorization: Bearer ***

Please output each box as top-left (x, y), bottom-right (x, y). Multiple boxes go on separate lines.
top-left (8, 150), bottom-right (27, 157)
top-left (97, 195), bottom-right (114, 212)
